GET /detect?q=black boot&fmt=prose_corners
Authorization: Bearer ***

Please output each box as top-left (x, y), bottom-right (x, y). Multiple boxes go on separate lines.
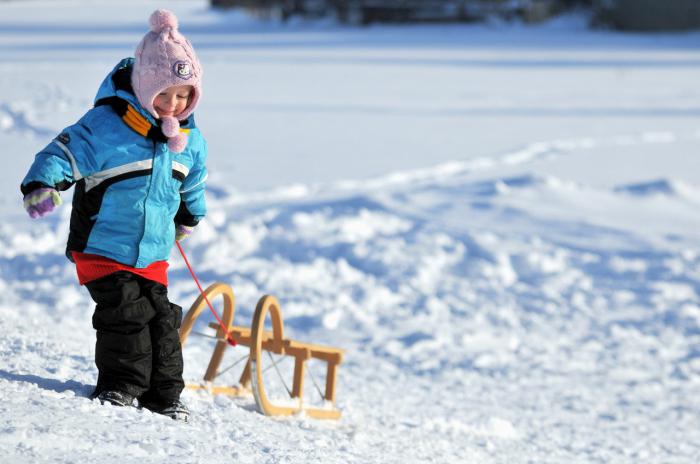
top-left (96, 390), bottom-right (136, 407)
top-left (140, 398), bottom-right (189, 422)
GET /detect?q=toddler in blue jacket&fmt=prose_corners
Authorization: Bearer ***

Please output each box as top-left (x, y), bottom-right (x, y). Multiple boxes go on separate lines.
top-left (20, 10), bottom-right (207, 421)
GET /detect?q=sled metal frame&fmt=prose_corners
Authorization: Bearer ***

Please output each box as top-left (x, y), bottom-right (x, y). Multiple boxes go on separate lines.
top-left (179, 283), bottom-right (343, 420)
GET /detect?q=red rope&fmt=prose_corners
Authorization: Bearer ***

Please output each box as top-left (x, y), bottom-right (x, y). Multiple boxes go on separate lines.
top-left (176, 241), bottom-right (236, 347)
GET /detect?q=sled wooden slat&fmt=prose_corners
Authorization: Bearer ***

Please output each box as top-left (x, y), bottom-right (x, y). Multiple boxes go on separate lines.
top-left (206, 323), bottom-right (276, 349)
top-left (185, 383), bottom-right (249, 396)
top-left (180, 282), bottom-right (343, 420)
top-left (284, 339), bottom-right (344, 363)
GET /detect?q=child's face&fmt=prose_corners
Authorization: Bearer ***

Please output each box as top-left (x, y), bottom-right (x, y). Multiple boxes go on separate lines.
top-left (153, 84), bottom-right (193, 118)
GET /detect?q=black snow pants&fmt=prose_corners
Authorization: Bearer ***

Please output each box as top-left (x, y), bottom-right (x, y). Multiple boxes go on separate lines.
top-left (85, 271), bottom-right (184, 405)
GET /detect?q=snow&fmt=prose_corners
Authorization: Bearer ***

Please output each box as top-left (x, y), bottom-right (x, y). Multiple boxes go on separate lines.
top-left (1, 0), bottom-right (700, 462)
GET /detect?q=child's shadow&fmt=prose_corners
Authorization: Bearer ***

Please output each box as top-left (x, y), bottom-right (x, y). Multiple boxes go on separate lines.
top-left (0, 369), bottom-right (94, 398)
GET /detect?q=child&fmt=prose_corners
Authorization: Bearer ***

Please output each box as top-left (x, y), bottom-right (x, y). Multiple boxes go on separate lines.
top-left (20, 10), bottom-right (207, 422)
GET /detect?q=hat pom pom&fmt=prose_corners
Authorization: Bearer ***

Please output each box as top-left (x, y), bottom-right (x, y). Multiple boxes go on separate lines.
top-left (149, 9), bottom-right (178, 33)
top-left (168, 132), bottom-right (188, 153)
top-left (160, 116), bottom-right (180, 138)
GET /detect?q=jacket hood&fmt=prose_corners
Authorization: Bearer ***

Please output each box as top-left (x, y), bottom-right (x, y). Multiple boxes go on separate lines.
top-left (94, 58), bottom-right (196, 129)
top-left (94, 58), bottom-right (151, 121)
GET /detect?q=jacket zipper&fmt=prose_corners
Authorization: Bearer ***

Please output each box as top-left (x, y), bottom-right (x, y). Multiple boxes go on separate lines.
top-left (137, 140), bottom-right (157, 266)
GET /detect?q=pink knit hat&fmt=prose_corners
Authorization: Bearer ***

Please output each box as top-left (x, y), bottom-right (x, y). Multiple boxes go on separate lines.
top-left (132, 9), bottom-right (203, 152)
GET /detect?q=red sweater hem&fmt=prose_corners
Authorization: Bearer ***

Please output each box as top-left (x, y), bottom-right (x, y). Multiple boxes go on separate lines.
top-left (72, 252), bottom-right (169, 286)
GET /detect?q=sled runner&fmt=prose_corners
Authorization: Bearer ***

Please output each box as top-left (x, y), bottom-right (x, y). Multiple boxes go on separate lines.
top-left (179, 283), bottom-right (344, 420)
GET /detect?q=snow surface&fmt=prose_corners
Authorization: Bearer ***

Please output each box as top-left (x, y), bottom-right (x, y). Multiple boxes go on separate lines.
top-left (1, 1), bottom-right (700, 463)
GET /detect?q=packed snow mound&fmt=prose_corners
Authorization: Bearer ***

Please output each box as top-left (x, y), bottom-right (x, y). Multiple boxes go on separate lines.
top-left (3, 162), bottom-right (700, 462)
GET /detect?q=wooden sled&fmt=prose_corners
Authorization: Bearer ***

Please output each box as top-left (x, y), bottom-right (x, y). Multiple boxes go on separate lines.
top-left (179, 282), bottom-right (344, 420)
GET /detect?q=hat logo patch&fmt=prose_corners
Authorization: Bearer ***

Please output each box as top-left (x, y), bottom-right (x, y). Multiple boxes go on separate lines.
top-left (173, 61), bottom-right (192, 79)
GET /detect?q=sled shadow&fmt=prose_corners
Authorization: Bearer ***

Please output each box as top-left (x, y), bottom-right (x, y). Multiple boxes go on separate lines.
top-left (0, 369), bottom-right (94, 398)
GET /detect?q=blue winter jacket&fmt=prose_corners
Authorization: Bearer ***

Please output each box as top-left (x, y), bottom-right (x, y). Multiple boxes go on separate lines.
top-left (21, 58), bottom-right (208, 268)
